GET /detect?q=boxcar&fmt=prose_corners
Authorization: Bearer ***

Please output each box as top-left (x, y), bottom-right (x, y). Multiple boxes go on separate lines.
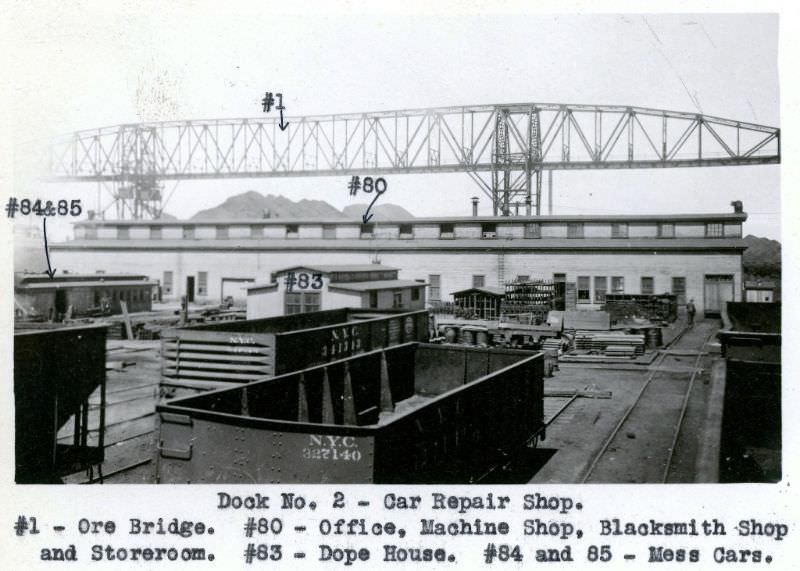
top-left (156, 343), bottom-right (544, 484)
top-left (160, 308), bottom-right (429, 398)
top-left (14, 324), bottom-right (107, 483)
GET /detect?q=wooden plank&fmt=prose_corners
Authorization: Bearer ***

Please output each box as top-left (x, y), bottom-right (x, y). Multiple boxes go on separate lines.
top-left (162, 342), bottom-right (271, 355)
top-left (162, 350), bottom-right (272, 362)
top-left (163, 360), bottom-right (272, 373)
top-left (162, 368), bottom-right (267, 381)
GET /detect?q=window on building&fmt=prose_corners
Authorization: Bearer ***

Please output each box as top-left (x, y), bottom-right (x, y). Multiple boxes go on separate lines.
top-left (439, 223), bottom-right (455, 239)
top-left (429, 274), bottom-right (441, 301)
top-left (368, 291), bottom-right (378, 308)
top-left (118, 226), bottom-right (130, 240)
top-left (285, 292), bottom-right (321, 315)
top-left (360, 223), bottom-right (374, 238)
top-left (399, 224), bottom-right (414, 239)
top-left (672, 277), bottom-right (687, 305)
top-left (594, 276), bottom-right (608, 302)
top-left (393, 291), bottom-right (404, 309)
top-left (524, 223), bottom-right (541, 238)
top-left (611, 223), bottom-right (629, 238)
top-left (216, 225), bottom-right (229, 239)
top-left (182, 225), bottom-right (195, 239)
top-left (641, 276), bottom-right (654, 295)
top-left (150, 226), bottom-right (162, 239)
top-left (411, 288), bottom-right (420, 301)
top-left (481, 223), bottom-right (497, 239)
top-left (472, 275), bottom-right (485, 288)
top-left (567, 222), bottom-right (584, 238)
top-left (516, 275), bottom-right (530, 283)
top-left (286, 224), bottom-right (299, 238)
top-left (163, 271), bottom-right (173, 295)
top-left (198, 272), bottom-right (208, 296)
top-left (322, 224), bottom-right (337, 239)
top-left (611, 276), bottom-right (625, 294)
top-left (250, 224), bottom-right (264, 238)
top-left (658, 223), bottom-right (675, 238)
top-left (577, 276), bottom-right (591, 302)
top-left (706, 222), bottom-right (724, 238)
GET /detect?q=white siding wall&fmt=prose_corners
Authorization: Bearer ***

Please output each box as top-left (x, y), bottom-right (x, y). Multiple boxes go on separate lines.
top-left (455, 224), bottom-right (481, 239)
top-left (246, 275), bottom-right (362, 319)
top-left (337, 225), bottom-right (361, 239)
top-left (163, 227), bottom-right (182, 239)
top-left (413, 224), bottom-right (440, 239)
top-left (97, 228), bottom-right (116, 239)
top-left (55, 245), bottom-right (742, 315)
top-left (130, 227), bottom-right (149, 239)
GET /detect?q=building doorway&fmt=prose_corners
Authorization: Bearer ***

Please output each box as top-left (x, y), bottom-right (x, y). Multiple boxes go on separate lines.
top-left (54, 289), bottom-right (67, 317)
top-left (186, 276), bottom-right (195, 303)
top-left (553, 273), bottom-right (566, 311)
top-left (703, 275), bottom-right (734, 316)
top-left (672, 277), bottom-right (687, 306)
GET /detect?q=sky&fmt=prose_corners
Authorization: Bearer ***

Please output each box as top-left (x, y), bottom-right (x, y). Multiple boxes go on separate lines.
top-left (7, 6), bottom-right (782, 241)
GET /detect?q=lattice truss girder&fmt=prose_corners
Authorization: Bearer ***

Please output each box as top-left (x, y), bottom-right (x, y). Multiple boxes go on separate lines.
top-left (47, 103), bottom-right (780, 218)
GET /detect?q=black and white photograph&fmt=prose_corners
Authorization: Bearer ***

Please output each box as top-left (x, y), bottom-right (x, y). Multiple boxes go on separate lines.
top-left (2, 1), bottom-right (796, 568)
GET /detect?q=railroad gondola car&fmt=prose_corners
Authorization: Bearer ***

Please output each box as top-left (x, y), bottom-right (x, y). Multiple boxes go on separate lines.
top-left (156, 343), bottom-right (544, 484)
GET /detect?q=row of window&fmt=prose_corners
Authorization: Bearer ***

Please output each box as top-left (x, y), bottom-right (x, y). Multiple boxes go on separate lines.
top-left (91, 287), bottom-right (151, 306)
top-left (106, 221), bottom-right (734, 241)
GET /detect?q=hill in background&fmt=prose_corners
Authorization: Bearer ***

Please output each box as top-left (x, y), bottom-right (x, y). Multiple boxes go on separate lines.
top-left (742, 234), bottom-right (781, 278)
top-left (189, 191), bottom-right (414, 221)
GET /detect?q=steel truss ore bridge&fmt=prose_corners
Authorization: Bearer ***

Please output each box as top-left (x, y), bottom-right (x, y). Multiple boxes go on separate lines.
top-left (47, 102), bottom-right (780, 219)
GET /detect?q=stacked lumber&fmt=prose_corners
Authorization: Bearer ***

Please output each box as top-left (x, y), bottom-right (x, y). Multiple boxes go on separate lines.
top-left (604, 345), bottom-right (637, 358)
top-left (573, 331), bottom-right (645, 355)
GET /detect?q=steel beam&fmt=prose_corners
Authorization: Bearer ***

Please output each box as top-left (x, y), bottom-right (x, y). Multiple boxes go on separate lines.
top-left (45, 103), bottom-right (780, 219)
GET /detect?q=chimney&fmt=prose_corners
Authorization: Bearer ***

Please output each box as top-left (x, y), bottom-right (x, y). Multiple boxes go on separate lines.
top-left (471, 196), bottom-right (479, 217)
top-left (731, 200), bottom-right (743, 214)
top-left (87, 210), bottom-right (96, 220)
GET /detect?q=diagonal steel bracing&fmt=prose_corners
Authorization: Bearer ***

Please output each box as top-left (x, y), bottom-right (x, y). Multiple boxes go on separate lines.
top-left (46, 103), bottom-right (780, 219)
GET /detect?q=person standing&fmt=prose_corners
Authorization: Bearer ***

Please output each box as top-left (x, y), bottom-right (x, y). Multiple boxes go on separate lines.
top-left (686, 299), bottom-right (696, 327)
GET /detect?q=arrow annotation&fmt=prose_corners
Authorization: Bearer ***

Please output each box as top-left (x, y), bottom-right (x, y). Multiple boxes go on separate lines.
top-left (362, 192), bottom-right (383, 224)
top-left (279, 108), bottom-right (289, 131)
top-left (43, 217), bottom-right (57, 279)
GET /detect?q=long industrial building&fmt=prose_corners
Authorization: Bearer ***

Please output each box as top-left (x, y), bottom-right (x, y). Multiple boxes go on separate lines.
top-left (51, 204), bottom-right (747, 316)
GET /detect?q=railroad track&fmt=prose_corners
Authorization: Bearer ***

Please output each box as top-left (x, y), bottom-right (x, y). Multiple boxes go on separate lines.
top-left (579, 324), bottom-right (716, 484)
